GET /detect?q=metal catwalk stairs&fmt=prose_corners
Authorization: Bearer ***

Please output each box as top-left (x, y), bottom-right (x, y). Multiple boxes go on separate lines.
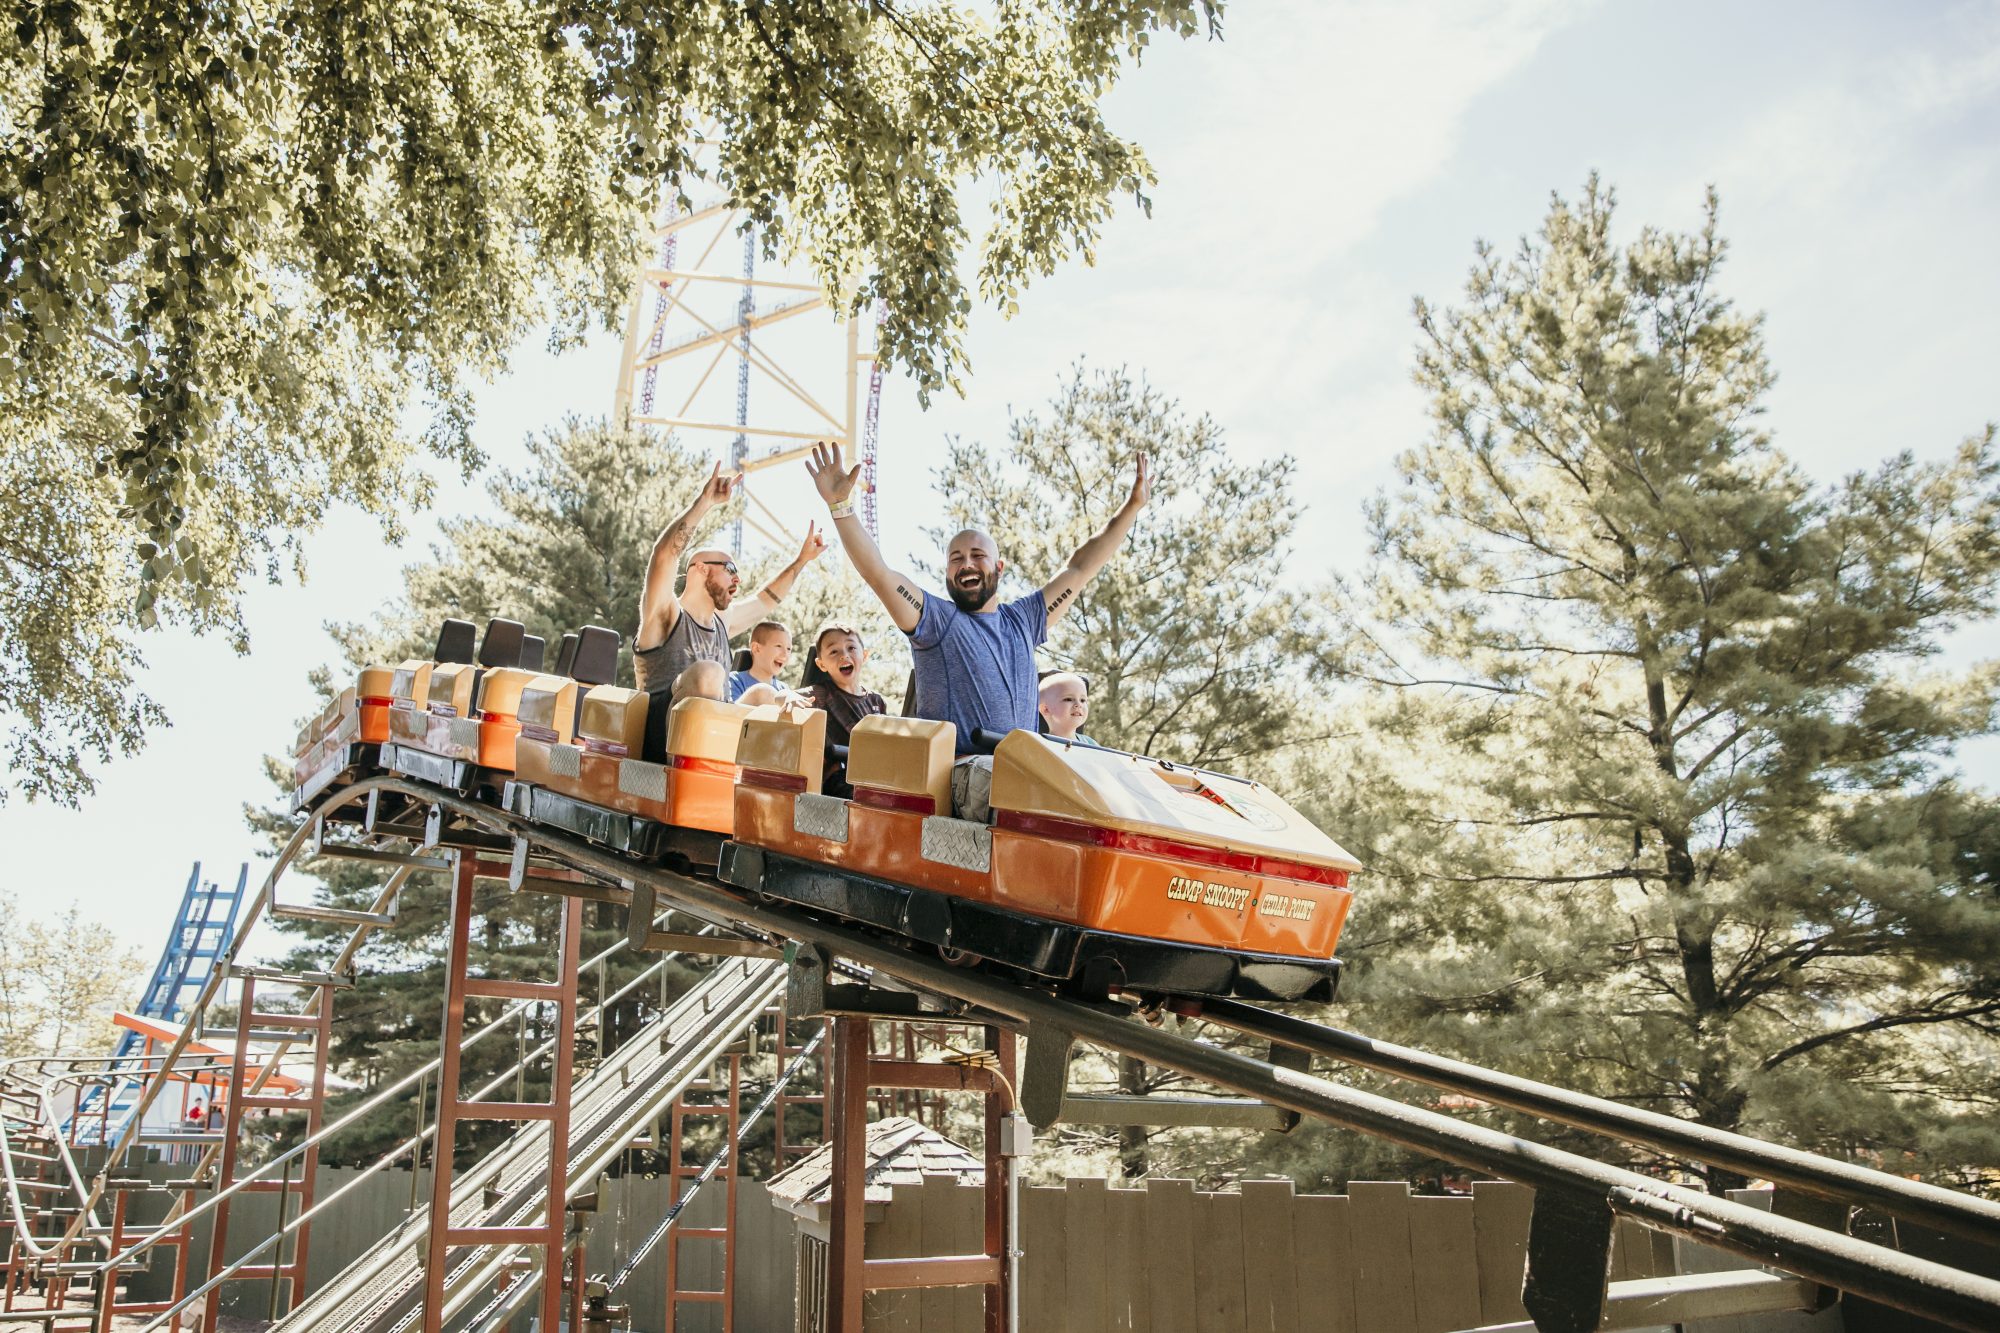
top-left (272, 954), bottom-right (785, 1333)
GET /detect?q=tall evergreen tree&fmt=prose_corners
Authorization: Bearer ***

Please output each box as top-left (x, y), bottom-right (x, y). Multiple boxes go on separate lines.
top-left (927, 363), bottom-right (1325, 770)
top-left (1319, 179), bottom-right (2000, 1190)
top-left (927, 365), bottom-right (1327, 1178)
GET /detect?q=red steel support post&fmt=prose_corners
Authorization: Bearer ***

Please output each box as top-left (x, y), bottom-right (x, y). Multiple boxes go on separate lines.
top-left (982, 1025), bottom-right (1016, 1333)
top-left (200, 972), bottom-right (333, 1331)
top-left (422, 853), bottom-right (583, 1333)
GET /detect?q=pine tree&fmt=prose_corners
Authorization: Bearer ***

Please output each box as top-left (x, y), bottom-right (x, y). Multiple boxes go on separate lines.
top-left (926, 363), bottom-right (1326, 770)
top-left (926, 365), bottom-right (1327, 1178)
top-left (1317, 179), bottom-right (2000, 1191)
top-left (248, 418), bottom-right (856, 1164)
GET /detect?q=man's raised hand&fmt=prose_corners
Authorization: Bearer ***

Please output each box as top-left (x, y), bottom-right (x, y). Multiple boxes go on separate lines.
top-left (1127, 452), bottom-right (1152, 511)
top-left (696, 460), bottom-right (741, 509)
top-left (807, 440), bottom-right (863, 509)
top-left (796, 520), bottom-right (829, 566)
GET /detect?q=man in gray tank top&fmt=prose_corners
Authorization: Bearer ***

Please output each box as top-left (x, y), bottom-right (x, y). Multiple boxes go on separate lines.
top-left (634, 462), bottom-right (828, 701)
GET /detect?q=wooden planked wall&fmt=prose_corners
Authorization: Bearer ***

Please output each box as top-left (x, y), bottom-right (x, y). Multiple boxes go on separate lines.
top-left (1004, 1178), bottom-right (1672, 1333)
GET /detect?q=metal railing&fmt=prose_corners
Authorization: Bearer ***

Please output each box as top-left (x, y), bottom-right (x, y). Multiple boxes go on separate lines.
top-left (119, 914), bottom-right (741, 1333)
top-left (359, 779), bottom-right (2000, 1333)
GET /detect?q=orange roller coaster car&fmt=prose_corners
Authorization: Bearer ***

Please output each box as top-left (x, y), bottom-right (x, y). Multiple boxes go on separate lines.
top-left (292, 619), bottom-right (1361, 1003)
top-left (719, 714), bottom-right (1358, 1002)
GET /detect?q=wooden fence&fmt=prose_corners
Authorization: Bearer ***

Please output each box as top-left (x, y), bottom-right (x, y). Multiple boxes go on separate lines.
top-left (104, 1164), bottom-right (1848, 1333)
top-left (868, 1176), bottom-right (1674, 1333)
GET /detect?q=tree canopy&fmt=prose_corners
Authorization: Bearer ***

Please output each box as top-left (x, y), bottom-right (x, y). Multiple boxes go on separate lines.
top-left (255, 418), bottom-right (907, 1163)
top-left (2, 0), bottom-right (1220, 802)
top-left (926, 363), bottom-right (1324, 770)
top-left (1320, 179), bottom-right (2000, 1189)
top-left (0, 893), bottom-right (141, 1059)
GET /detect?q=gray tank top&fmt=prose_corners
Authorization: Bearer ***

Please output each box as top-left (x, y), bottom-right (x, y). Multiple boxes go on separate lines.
top-left (633, 607), bottom-right (730, 694)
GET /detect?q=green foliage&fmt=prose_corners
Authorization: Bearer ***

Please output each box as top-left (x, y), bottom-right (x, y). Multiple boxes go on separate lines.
top-left (1315, 178), bottom-right (2000, 1190)
top-left (2, 0), bottom-right (1221, 802)
top-left (926, 363), bottom-right (1324, 770)
top-left (249, 417), bottom-right (893, 1162)
top-left (0, 892), bottom-right (143, 1059)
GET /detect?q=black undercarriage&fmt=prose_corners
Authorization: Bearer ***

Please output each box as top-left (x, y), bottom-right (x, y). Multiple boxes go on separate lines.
top-left (335, 758), bottom-right (1340, 1004)
top-left (718, 844), bottom-right (1340, 1005)
top-left (501, 781), bottom-right (727, 873)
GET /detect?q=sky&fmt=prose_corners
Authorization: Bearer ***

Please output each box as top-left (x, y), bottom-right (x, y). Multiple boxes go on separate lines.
top-left (5, 0), bottom-right (1999, 967)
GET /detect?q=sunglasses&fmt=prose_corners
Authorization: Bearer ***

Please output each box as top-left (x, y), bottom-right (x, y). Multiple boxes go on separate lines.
top-left (696, 559), bottom-right (739, 576)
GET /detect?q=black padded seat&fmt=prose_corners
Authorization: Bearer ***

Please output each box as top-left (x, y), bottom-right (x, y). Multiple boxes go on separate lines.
top-left (434, 619), bottom-right (477, 665)
top-left (572, 625), bottom-right (621, 686)
top-left (477, 619), bottom-right (527, 669)
top-left (520, 634), bottom-right (545, 673)
top-left (552, 632), bottom-right (580, 679)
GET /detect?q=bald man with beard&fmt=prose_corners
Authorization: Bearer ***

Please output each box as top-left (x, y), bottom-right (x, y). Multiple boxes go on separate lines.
top-left (806, 441), bottom-right (1150, 771)
top-left (634, 463), bottom-right (827, 751)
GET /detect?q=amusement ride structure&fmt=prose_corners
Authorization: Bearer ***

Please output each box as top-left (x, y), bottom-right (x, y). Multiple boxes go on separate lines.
top-left (611, 186), bottom-right (886, 554)
top-left (5, 203), bottom-right (2000, 1333)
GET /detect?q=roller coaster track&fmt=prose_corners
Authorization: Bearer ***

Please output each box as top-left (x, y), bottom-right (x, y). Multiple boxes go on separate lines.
top-left (22, 771), bottom-right (2000, 1333)
top-left (344, 776), bottom-right (2000, 1333)
top-left (268, 954), bottom-right (785, 1333)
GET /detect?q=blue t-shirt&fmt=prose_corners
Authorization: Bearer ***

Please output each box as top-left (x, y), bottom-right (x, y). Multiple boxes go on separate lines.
top-left (726, 670), bottom-right (762, 701)
top-left (909, 589), bottom-right (1047, 753)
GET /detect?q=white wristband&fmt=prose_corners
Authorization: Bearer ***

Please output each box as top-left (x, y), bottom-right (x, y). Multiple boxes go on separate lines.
top-left (827, 500), bottom-right (857, 520)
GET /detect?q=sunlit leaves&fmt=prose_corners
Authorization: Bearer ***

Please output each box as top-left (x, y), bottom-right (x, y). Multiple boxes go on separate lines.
top-left (1, 0), bottom-right (1221, 801)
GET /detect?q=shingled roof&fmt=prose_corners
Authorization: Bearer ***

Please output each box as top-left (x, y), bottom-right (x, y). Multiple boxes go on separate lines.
top-left (766, 1116), bottom-right (984, 1223)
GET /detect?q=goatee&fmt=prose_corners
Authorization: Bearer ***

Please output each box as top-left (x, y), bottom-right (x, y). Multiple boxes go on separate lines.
top-left (948, 574), bottom-right (997, 612)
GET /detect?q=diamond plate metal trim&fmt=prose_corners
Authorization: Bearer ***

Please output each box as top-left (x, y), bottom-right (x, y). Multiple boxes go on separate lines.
top-left (548, 744), bottom-right (582, 779)
top-left (618, 760), bottom-right (667, 804)
top-left (794, 793), bottom-right (850, 843)
top-left (921, 816), bottom-right (991, 873)
top-left (447, 716), bottom-right (483, 757)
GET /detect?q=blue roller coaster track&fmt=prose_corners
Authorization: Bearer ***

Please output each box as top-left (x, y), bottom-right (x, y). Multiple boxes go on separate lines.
top-left (65, 862), bottom-right (247, 1143)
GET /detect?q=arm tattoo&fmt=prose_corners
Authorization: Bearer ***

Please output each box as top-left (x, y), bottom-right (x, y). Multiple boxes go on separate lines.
top-left (894, 584), bottom-right (922, 611)
top-left (1049, 587), bottom-right (1075, 612)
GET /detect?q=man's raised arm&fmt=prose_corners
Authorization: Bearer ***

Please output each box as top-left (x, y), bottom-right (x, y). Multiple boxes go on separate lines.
top-left (637, 462), bottom-right (738, 651)
top-left (806, 441), bottom-right (925, 633)
top-left (1041, 454), bottom-right (1151, 628)
top-left (722, 520), bottom-right (830, 637)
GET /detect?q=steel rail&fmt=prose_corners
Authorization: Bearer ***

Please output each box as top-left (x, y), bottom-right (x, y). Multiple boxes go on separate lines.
top-left (99, 920), bottom-right (673, 1278)
top-left (0, 1071), bottom-right (114, 1261)
top-left (119, 919), bottom-right (739, 1332)
top-left (62, 794), bottom-right (417, 1266)
top-left (456, 984), bottom-right (825, 1333)
top-left (1195, 996), bottom-right (2000, 1248)
top-left (142, 954), bottom-right (777, 1333)
top-left (352, 780), bottom-right (2000, 1333)
top-left (365, 961), bottom-right (787, 1333)
top-left (602, 1024), bottom-right (829, 1293)
top-left (0, 1057), bottom-right (232, 1260)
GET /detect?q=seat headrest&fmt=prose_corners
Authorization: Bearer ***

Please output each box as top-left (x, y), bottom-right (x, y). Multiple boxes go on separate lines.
top-left (434, 619), bottom-right (477, 664)
top-left (572, 625), bottom-right (621, 687)
top-left (477, 618), bottom-right (527, 669)
top-left (519, 634), bottom-right (545, 673)
top-left (552, 632), bottom-right (580, 679)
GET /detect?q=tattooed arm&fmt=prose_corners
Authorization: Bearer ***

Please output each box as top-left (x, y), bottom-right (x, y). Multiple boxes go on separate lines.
top-left (1042, 454), bottom-right (1151, 628)
top-left (637, 462), bottom-right (738, 651)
